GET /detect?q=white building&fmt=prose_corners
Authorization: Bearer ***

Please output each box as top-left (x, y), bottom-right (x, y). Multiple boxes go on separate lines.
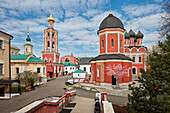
top-left (79, 57), bottom-right (92, 74)
top-left (61, 62), bottom-right (77, 74)
top-left (73, 69), bottom-right (86, 79)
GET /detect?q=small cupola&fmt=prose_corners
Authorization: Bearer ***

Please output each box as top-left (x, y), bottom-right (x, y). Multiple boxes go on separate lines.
top-left (136, 25), bottom-right (144, 39)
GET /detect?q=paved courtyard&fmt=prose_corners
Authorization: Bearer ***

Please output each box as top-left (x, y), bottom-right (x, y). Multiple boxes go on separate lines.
top-left (0, 75), bottom-right (128, 113)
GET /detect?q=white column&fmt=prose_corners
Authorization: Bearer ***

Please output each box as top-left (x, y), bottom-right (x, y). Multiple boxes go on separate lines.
top-left (106, 33), bottom-right (107, 53)
top-left (34, 64), bottom-right (36, 72)
top-left (118, 33), bottom-right (120, 53)
top-left (19, 64), bottom-right (21, 73)
top-left (54, 53), bottom-right (56, 62)
top-left (54, 66), bottom-right (56, 74)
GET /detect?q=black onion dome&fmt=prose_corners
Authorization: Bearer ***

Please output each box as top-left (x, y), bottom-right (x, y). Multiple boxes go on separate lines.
top-left (98, 13), bottom-right (124, 32)
top-left (125, 32), bottom-right (130, 39)
top-left (136, 31), bottom-right (144, 39)
top-left (128, 29), bottom-right (135, 38)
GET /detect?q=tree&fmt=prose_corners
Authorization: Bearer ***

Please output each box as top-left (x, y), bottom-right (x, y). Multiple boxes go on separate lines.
top-left (106, 64), bottom-right (131, 88)
top-left (127, 35), bottom-right (170, 113)
top-left (159, 0), bottom-right (170, 37)
top-left (17, 71), bottom-right (41, 89)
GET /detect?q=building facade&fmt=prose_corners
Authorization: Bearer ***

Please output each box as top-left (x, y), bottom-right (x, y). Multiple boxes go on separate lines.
top-left (0, 30), bottom-right (13, 97)
top-left (78, 57), bottom-right (92, 74)
top-left (11, 29), bottom-right (46, 83)
top-left (60, 54), bottom-right (78, 65)
top-left (61, 62), bottom-right (77, 74)
top-left (73, 70), bottom-right (86, 79)
top-left (11, 46), bottom-right (20, 55)
top-left (41, 9), bottom-right (64, 78)
top-left (124, 24), bottom-right (149, 78)
top-left (91, 10), bottom-right (132, 86)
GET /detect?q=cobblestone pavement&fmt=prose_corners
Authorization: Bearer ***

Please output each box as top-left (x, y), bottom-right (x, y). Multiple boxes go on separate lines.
top-left (0, 76), bottom-right (128, 113)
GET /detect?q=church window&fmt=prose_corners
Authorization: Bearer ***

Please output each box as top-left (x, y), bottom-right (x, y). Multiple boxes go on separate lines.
top-left (47, 41), bottom-right (50, 49)
top-left (52, 33), bottom-right (54, 38)
top-left (45, 60), bottom-right (47, 62)
top-left (84, 67), bottom-right (86, 71)
top-left (16, 68), bottom-right (19, 74)
top-left (48, 32), bottom-right (50, 37)
top-left (65, 58), bottom-right (69, 62)
top-left (132, 67), bottom-right (137, 74)
top-left (12, 52), bottom-right (13, 55)
top-left (97, 68), bottom-right (99, 77)
top-left (0, 40), bottom-right (3, 49)
top-left (0, 64), bottom-right (3, 75)
top-left (102, 40), bottom-right (104, 48)
top-left (139, 57), bottom-right (142, 62)
top-left (37, 68), bottom-right (41, 73)
top-left (26, 48), bottom-right (27, 52)
top-left (133, 57), bottom-right (135, 62)
top-left (112, 39), bottom-right (114, 47)
top-left (121, 40), bottom-right (122, 47)
top-left (52, 42), bottom-right (55, 49)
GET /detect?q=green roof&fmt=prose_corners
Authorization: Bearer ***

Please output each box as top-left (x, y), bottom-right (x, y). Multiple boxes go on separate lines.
top-left (26, 34), bottom-right (31, 41)
top-left (11, 54), bottom-right (30, 60)
top-left (27, 57), bottom-right (44, 62)
top-left (24, 44), bottom-right (33, 46)
top-left (60, 62), bottom-right (76, 66)
top-left (73, 69), bottom-right (85, 73)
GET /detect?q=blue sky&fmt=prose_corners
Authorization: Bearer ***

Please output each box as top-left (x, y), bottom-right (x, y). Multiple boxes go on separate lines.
top-left (0, 0), bottom-right (164, 57)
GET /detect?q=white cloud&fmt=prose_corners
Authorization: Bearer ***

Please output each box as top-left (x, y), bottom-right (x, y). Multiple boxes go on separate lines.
top-left (122, 4), bottom-right (162, 17)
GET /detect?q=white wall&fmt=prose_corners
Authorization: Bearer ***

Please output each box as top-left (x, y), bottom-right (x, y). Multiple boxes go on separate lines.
top-left (64, 66), bottom-right (76, 74)
top-left (80, 64), bottom-right (91, 74)
top-left (73, 73), bottom-right (86, 78)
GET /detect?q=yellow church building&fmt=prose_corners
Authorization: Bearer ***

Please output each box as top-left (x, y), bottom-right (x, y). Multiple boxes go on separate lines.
top-left (11, 28), bottom-right (47, 83)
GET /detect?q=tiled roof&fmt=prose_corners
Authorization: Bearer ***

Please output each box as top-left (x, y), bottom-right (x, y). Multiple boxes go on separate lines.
top-left (60, 62), bottom-right (76, 66)
top-left (91, 54), bottom-right (132, 61)
top-left (11, 54), bottom-right (30, 60)
top-left (78, 57), bottom-right (92, 65)
top-left (73, 69), bottom-right (85, 73)
top-left (27, 57), bottom-right (44, 62)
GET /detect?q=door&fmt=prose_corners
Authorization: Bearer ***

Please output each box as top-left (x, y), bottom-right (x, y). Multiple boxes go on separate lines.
top-left (112, 75), bottom-right (116, 85)
top-left (0, 88), bottom-right (4, 96)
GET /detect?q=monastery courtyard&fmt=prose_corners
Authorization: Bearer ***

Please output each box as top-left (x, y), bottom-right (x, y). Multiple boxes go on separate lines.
top-left (0, 75), bottom-right (127, 113)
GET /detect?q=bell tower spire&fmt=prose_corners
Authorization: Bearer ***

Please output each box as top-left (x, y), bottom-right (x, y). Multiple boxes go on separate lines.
top-left (47, 8), bottom-right (55, 29)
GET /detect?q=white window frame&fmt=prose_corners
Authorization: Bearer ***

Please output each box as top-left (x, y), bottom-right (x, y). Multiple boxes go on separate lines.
top-left (0, 60), bottom-right (4, 75)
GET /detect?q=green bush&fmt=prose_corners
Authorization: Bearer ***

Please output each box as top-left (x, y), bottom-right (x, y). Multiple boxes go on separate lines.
top-left (11, 87), bottom-right (26, 94)
top-left (47, 78), bottom-right (56, 82)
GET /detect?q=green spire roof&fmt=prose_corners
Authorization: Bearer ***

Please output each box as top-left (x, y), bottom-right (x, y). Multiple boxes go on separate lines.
top-left (73, 69), bottom-right (85, 73)
top-left (26, 34), bottom-right (31, 41)
top-left (27, 57), bottom-right (44, 62)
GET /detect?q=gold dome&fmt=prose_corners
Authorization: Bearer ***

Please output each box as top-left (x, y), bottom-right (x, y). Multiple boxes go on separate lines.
top-left (47, 8), bottom-right (55, 23)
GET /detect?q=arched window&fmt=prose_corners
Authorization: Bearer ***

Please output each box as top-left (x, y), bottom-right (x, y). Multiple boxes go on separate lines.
top-left (102, 40), bottom-right (104, 48)
top-left (132, 67), bottom-right (137, 74)
top-left (52, 42), bottom-right (55, 49)
top-left (65, 58), bottom-right (69, 62)
top-left (112, 39), bottom-right (114, 47)
top-left (121, 40), bottom-right (122, 47)
top-left (48, 32), bottom-right (50, 37)
top-left (47, 41), bottom-right (50, 49)
top-left (52, 33), bottom-right (54, 38)
top-left (26, 48), bottom-right (27, 52)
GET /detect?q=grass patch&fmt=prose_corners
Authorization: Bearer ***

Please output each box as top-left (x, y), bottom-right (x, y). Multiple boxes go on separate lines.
top-left (47, 78), bottom-right (56, 82)
top-left (11, 87), bottom-right (26, 94)
top-left (65, 82), bottom-right (72, 86)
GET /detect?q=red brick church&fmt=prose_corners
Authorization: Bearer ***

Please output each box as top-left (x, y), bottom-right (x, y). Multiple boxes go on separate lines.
top-left (91, 10), bottom-right (149, 85)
